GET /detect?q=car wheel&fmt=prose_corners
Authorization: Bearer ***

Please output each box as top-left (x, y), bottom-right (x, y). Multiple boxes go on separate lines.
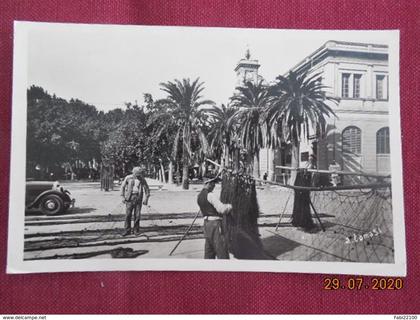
top-left (40, 194), bottom-right (64, 215)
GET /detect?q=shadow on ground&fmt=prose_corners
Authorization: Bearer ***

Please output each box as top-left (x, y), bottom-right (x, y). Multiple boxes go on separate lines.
top-left (262, 235), bottom-right (301, 257)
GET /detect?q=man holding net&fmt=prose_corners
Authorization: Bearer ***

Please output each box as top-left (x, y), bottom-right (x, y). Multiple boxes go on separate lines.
top-left (197, 179), bottom-right (232, 259)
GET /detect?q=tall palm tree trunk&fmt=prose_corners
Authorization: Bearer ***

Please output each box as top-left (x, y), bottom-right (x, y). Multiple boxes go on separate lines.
top-left (159, 160), bottom-right (167, 184)
top-left (168, 160), bottom-right (174, 184)
top-left (223, 144), bottom-right (229, 169)
top-left (175, 161), bottom-right (181, 185)
top-left (244, 152), bottom-right (252, 174)
top-left (182, 148), bottom-right (189, 189)
top-left (201, 161), bottom-right (207, 178)
top-left (290, 142), bottom-right (300, 185)
top-left (182, 127), bottom-right (190, 190)
top-left (253, 151), bottom-right (260, 179)
top-left (233, 148), bottom-right (240, 172)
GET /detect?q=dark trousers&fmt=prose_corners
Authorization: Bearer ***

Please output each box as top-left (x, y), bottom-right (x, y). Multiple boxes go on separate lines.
top-left (125, 194), bottom-right (143, 232)
top-left (204, 220), bottom-right (229, 259)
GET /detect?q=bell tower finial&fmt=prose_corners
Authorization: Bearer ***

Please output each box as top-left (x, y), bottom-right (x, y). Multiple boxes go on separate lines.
top-left (245, 47), bottom-right (251, 60)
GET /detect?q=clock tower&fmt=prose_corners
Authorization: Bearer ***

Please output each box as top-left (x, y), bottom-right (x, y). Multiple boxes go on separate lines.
top-left (234, 49), bottom-right (260, 87)
top-left (233, 49), bottom-right (275, 181)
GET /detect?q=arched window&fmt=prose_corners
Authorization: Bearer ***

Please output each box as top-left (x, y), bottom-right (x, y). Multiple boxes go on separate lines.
top-left (376, 127), bottom-right (390, 154)
top-left (342, 126), bottom-right (361, 154)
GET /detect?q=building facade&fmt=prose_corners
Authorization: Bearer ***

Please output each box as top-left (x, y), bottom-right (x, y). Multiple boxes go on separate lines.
top-left (234, 41), bottom-right (390, 181)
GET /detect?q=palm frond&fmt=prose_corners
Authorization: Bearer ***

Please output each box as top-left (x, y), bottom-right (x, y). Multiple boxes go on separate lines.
top-left (266, 69), bottom-right (338, 146)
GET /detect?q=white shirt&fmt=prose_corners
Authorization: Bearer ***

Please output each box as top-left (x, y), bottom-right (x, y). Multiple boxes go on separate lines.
top-left (132, 178), bottom-right (141, 193)
top-left (207, 191), bottom-right (232, 214)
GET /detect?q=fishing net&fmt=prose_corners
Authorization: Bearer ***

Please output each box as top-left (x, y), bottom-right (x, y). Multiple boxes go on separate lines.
top-left (273, 182), bottom-right (393, 263)
top-left (291, 171), bottom-right (315, 230)
top-left (220, 172), bottom-right (271, 259)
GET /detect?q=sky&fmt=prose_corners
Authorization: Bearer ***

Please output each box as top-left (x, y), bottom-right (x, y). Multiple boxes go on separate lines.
top-left (27, 23), bottom-right (392, 112)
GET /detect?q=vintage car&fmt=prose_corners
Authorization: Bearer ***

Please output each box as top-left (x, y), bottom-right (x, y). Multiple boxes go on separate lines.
top-left (25, 181), bottom-right (75, 215)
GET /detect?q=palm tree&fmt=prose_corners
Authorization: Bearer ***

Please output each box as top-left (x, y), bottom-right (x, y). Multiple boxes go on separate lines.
top-left (265, 71), bottom-right (338, 231)
top-left (206, 104), bottom-right (237, 169)
top-left (265, 71), bottom-right (338, 185)
top-left (230, 80), bottom-right (271, 178)
top-left (145, 98), bottom-right (177, 184)
top-left (158, 78), bottom-right (214, 189)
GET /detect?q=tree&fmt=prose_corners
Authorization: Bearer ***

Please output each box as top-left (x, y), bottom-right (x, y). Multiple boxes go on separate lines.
top-left (100, 104), bottom-right (148, 177)
top-left (27, 86), bottom-right (104, 179)
top-left (266, 71), bottom-right (337, 184)
top-left (145, 97), bottom-right (179, 184)
top-left (27, 86), bottom-right (165, 181)
top-left (230, 80), bottom-right (270, 178)
top-left (265, 71), bottom-right (337, 230)
top-left (206, 104), bottom-right (237, 169)
top-left (157, 78), bottom-right (214, 189)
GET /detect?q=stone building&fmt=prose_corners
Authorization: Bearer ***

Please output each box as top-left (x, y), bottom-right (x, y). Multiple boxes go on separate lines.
top-left (234, 41), bottom-right (390, 182)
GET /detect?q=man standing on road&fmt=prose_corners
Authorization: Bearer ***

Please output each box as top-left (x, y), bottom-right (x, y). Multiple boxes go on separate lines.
top-left (120, 166), bottom-right (150, 236)
top-left (197, 179), bottom-right (232, 259)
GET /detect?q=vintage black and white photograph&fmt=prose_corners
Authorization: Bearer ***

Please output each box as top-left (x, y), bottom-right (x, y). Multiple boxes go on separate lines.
top-left (8, 22), bottom-right (405, 275)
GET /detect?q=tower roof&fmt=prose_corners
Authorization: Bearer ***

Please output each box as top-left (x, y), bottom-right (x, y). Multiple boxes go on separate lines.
top-left (289, 40), bottom-right (388, 75)
top-left (234, 49), bottom-right (260, 72)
